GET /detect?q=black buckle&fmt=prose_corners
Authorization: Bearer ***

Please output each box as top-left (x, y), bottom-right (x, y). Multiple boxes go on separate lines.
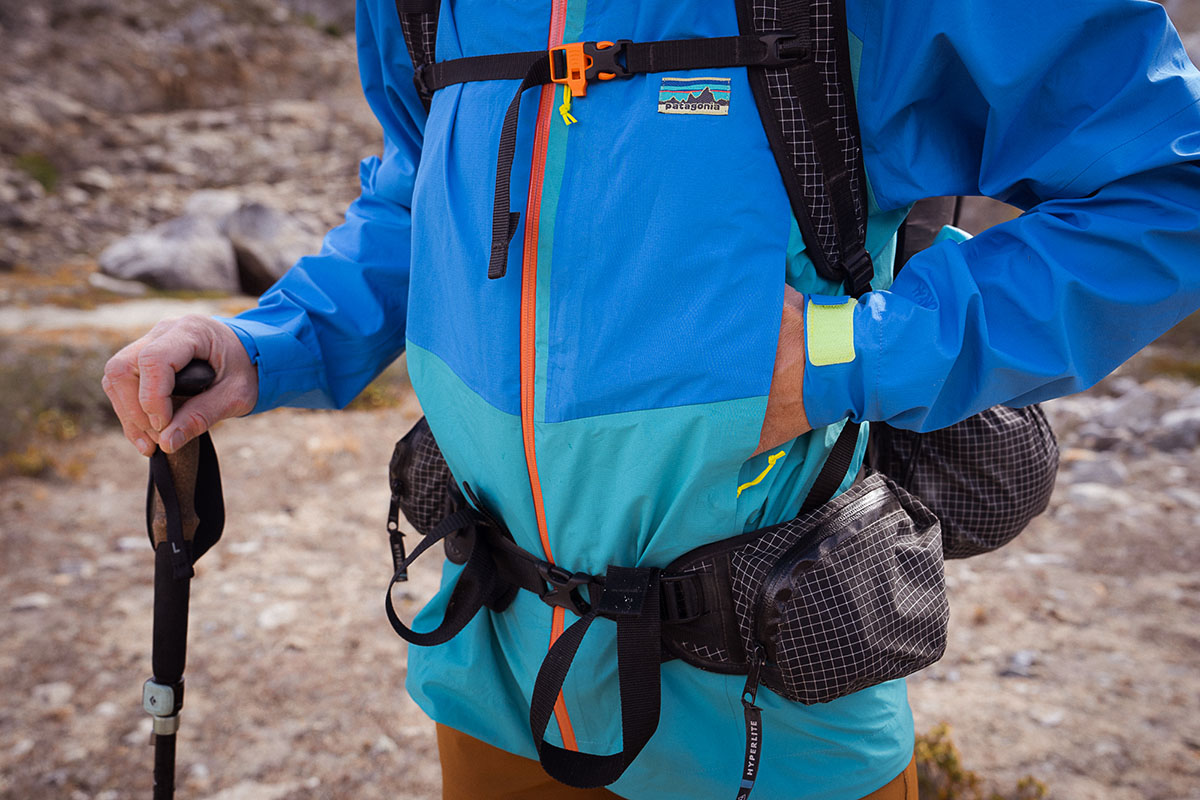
top-left (537, 562), bottom-right (598, 617)
top-left (842, 247), bottom-right (875, 297)
top-left (758, 33), bottom-right (808, 68)
top-left (659, 574), bottom-right (706, 623)
top-left (413, 63), bottom-right (432, 97)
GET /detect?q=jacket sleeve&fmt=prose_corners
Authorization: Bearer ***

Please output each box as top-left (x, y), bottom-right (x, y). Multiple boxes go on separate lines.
top-left (803, 0), bottom-right (1200, 431)
top-left (221, 0), bottom-right (425, 413)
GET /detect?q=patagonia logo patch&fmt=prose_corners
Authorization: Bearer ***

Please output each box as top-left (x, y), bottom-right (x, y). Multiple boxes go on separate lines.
top-left (657, 77), bottom-right (731, 116)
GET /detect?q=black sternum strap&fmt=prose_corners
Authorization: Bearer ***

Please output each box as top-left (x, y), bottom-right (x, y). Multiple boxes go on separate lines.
top-left (418, 33), bottom-right (811, 279)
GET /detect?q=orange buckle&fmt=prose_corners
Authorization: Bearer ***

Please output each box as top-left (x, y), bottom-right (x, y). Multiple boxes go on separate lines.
top-left (549, 41), bottom-right (624, 97)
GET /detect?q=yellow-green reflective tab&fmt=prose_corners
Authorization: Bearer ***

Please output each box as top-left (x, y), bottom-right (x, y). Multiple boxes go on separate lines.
top-left (806, 299), bottom-right (856, 366)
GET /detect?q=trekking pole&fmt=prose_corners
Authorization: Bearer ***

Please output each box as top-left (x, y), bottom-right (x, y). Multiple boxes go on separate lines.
top-left (142, 359), bottom-right (222, 800)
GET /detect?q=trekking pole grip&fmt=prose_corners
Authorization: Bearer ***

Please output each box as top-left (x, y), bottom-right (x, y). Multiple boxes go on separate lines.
top-left (150, 360), bottom-right (216, 547)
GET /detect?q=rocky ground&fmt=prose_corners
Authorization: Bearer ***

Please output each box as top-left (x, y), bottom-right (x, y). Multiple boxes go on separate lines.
top-left (2, 1), bottom-right (1200, 799)
top-left (0, 0), bottom-right (373, 297)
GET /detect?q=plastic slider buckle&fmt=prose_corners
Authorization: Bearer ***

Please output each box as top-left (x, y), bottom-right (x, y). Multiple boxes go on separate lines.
top-left (412, 63), bottom-right (432, 97)
top-left (842, 247), bottom-right (875, 297)
top-left (757, 33), bottom-right (808, 67)
top-left (537, 562), bottom-right (596, 617)
top-left (549, 40), bottom-right (632, 97)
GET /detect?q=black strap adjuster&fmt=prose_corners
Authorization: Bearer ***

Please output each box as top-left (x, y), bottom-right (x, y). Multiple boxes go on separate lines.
top-left (537, 562), bottom-right (599, 616)
top-left (842, 247), bottom-right (875, 298)
top-left (412, 63), bottom-right (432, 98)
top-left (757, 33), bottom-right (808, 68)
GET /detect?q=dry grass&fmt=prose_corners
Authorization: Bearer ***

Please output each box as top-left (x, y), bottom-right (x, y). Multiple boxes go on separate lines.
top-left (0, 334), bottom-right (119, 478)
top-left (917, 724), bottom-right (1048, 800)
top-left (346, 356), bottom-right (412, 411)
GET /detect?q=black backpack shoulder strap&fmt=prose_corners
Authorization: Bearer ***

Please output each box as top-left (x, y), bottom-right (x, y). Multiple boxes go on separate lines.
top-left (735, 0), bottom-right (873, 297)
top-left (736, 0), bottom-right (875, 513)
top-left (395, 0), bottom-right (441, 110)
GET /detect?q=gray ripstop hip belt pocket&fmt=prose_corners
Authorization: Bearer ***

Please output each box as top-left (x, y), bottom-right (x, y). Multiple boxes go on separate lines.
top-left (662, 470), bottom-right (948, 705)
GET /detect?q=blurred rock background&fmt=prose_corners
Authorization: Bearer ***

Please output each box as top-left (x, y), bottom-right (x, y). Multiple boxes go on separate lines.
top-left (1, 3), bottom-right (1199, 800)
top-left (0, 0), bottom-right (369, 295)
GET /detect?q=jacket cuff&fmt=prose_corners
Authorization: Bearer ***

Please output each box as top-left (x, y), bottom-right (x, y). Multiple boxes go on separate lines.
top-left (218, 316), bottom-right (329, 414)
top-left (802, 294), bottom-right (869, 429)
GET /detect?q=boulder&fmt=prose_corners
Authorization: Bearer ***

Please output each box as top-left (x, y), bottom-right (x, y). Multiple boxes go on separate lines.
top-left (1153, 407), bottom-right (1200, 451)
top-left (98, 214), bottom-right (239, 292)
top-left (75, 166), bottom-right (115, 194)
top-left (1097, 384), bottom-right (1159, 433)
top-left (222, 201), bottom-right (319, 295)
top-left (184, 189), bottom-right (242, 221)
top-left (88, 270), bottom-right (149, 297)
top-left (282, 0), bottom-right (356, 33)
top-left (1066, 456), bottom-right (1129, 487)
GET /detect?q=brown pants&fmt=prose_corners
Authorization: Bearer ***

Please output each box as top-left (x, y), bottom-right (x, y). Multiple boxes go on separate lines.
top-left (437, 724), bottom-right (918, 800)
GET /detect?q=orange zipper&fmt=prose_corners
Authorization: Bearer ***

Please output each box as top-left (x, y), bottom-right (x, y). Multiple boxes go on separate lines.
top-left (520, 0), bottom-right (578, 753)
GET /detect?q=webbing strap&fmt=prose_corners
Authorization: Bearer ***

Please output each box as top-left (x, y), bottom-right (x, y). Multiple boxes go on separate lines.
top-left (799, 421), bottom-right (861, 514)
top-left (394, 0), bottom-right (440, 110)
top-left (384, 509), bottom-right (498, 647)
top-left (419, 35), bottom-right (805, 94)
top-left (736, 0), bottom-right (872, 292)
top-left (148, 451), bottom-right (195, 581)
top-left (488, 58), bottom-right (554, 278)
top-left (530, 567), bottom-right (663, 789)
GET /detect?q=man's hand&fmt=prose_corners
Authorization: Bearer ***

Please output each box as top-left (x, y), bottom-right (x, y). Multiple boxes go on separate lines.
top-left (102, 315), bottom-right (258, 456)
top-left (755, 285), bottom-right (811, 455)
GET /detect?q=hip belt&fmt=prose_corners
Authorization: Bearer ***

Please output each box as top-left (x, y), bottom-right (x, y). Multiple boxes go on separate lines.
top-left (384, 418), bottom-right (953, 799)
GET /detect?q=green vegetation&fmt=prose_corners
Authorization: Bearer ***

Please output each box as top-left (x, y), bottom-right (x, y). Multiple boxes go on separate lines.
top-left (1143, 353), bottom-right (1200, 383)
top-left (14, 152), bottom-right (60, 192)
top-left (298, 12), bottom-right (344, 37)
top-left (917, 724), bottom-right (1048, 800)
top-left (0, 336), bottom-right (120, 477)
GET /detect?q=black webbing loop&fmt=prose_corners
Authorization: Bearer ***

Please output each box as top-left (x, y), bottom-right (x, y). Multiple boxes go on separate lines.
top-left (488, 57), bottom-right (554, 278)
top-left (530, 567), bottom-right (663, 789)
top-left (148, 450), bottom-right (194, 581)
top-left (384, 509), bottom-right (498, 647)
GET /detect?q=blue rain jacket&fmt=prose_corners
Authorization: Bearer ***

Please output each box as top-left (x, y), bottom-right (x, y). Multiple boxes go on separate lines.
top-left (223, 1), bottom-right (1200, 797)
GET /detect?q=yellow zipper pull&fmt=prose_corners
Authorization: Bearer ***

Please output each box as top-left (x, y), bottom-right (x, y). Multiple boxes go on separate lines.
top-left (737, 450), bottom-right (788, 497)
top-left (558, 85), bottom-right (578, 126)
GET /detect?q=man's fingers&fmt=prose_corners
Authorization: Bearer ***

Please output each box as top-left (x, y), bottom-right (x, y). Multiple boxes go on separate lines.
top-left (104, 315), bottom-right (257, 456)
top-left (103, 341), bottom-right (159, 453)
top-left (158, 383), bottom-right (240, 453)
top-left (136, 317), bottom-right (214, 432)
top-left (117, 419), bottom-right (158, 457)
